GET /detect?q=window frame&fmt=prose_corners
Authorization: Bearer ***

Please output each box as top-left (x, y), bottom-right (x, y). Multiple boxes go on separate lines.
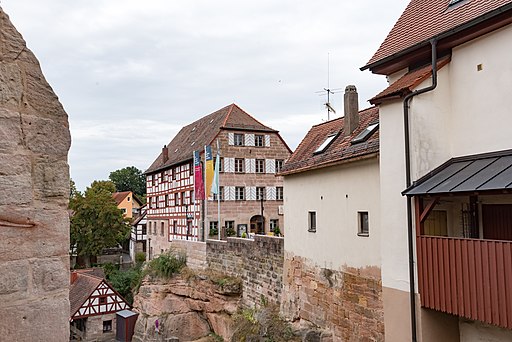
top-left (308, 211), bottom-right (317, 233)
top-left (235, 158), bottom-right (245, 173)
top-left (358, 211), bottom-right (369, 237)
top-left (255, 134), bottom-right (264, 147)
top-left (276, 187), bottom-right (284, 201)
top-left (213, 186), bottom-right (224, 201)
top-left (234, 133), bottom-right (245, 146)
top-left (275, 159), bottom-right (284, 173)
top-left (256, 187), bottom-right (265, 201)
top-left (255, 159), bottom-right (265, 173)
top-left (103, 320), bottom-right (112, 333)
top-left (235, 186), bottom-right (245, 201)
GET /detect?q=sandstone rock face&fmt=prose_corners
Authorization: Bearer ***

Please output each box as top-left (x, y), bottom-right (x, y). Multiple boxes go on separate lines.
top-left (0, 7), bottom-right (71, 342)
top-left (132, 273), bottom-right (242, 342)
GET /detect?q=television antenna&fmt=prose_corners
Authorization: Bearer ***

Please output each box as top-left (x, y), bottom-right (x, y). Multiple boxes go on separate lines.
top-left (315, 53), bottom-right (342, 121)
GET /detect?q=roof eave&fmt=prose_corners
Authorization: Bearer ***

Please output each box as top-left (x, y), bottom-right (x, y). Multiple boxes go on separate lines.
top-left (362, 4), bottom-right (512, 75)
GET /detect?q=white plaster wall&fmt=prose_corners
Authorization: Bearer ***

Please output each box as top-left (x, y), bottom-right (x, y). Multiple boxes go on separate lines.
top-left (378, 23), bottom-right (512, 293)
top-left (378, 100), bottom-right (410, 291)
top-left (283, 157), bottom-right (380, 269)
top-left (460, 320), bottom-right (512, 342)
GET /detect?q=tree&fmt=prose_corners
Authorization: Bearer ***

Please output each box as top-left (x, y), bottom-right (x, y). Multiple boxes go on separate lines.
top-left (109, 166), bottom-right (146, 199)
top-left (70, 180), bottom-right (131, 267)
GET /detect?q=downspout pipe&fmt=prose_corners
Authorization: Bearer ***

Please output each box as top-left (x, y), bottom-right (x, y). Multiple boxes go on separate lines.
top-left (403, 38), bottom-right (438, 342)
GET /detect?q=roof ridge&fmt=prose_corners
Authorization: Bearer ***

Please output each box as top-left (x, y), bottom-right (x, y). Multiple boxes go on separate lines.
top-left (221, 103), bottom-right (235, 127)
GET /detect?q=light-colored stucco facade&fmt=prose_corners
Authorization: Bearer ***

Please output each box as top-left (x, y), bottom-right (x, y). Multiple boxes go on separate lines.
top-left (379, 24), bottom-right (512, 342)
top-left (284, 157), bottom-right (380, 269)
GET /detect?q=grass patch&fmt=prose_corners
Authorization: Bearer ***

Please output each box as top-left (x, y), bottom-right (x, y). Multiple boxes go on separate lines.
top-left (145, 250), bottom-right (187, 279)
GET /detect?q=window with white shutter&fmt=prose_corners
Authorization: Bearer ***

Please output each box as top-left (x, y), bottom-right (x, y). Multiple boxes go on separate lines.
top-left (228, 133), bottom-right (234, 145)
top-left (224, 158), bottom-right (235, 173)
top-left (246, 158), bottom-right (255, 173)
top-left (225, 186), bottom-right (235, 200)
top-left (266, 187), bottom-right (276, 200)
top-left (246, 186), bottom-right (256, 200)
top-left (245, 134), bottom-right (255, 146)
top-left (266, 159), bottom-right (275, 174)
top-left (265, 135), bottom-right (271, 147)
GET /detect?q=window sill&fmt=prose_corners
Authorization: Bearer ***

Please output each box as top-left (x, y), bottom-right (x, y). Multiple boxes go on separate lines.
top-left (357, 233), bottom-right (369, 237)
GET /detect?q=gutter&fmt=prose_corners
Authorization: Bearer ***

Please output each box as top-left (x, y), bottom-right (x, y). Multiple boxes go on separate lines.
top-left (402, 39), bottom-right (438, 342)
top-left (361, 3), bottom-right (512, 72)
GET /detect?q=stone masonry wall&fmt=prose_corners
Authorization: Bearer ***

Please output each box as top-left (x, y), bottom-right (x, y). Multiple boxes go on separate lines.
top-left (0, 7), bottom-right (71, 342)
top-left (207, 235), bottom-right (283, 307)
top-left (171, 239), bottom-right (207, 270)
top-left (281, 253), bottom-right (384, 341)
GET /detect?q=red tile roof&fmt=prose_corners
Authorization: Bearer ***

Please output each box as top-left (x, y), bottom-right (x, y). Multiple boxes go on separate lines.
top-left (280, 107), bottom-right (379, 175)
top-left (112, 191), bottom-right (131, 205)
top-left (369, 56), bottom-right (451, 104)
top-left (69, 271), bottom-right (102, 318)
top-left (364, 0), bottom-right (512, 69)
top-left (145, 103), bottom-right (278, 174)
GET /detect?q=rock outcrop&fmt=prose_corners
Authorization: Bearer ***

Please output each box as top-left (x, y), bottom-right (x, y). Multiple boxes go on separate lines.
top-left (132, 272), bottom-right (242, 342)
top-left (0, 7), bottom-right (71, 342)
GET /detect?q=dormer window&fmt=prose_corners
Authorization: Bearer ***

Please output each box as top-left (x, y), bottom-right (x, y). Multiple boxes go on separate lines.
top-left (314, 133), bottom-right (338, 154)
top-left (351, 123), bottom-right (378, 144)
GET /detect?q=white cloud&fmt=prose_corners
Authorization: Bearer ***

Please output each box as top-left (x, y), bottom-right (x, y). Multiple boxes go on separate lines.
top-left (1, 0), bottom-right (409, 190)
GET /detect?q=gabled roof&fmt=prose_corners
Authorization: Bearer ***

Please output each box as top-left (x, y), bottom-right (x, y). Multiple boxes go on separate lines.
top-left (131, 206), bottom-right (147, 225)
top-left (280, 107), bottom-right (379, 176)
top-left (369, 56), bottom-right (451, 104)
top-left (145, 103), bottom-right (277, 174)
top-left (112, 191), bottom-right (143, 206)
top-left (403, 149), bottom-right (512, 196)
top-left (69, 272), bottom-right (103, 318)
top-left (363, 0), bottom-right (512, 73)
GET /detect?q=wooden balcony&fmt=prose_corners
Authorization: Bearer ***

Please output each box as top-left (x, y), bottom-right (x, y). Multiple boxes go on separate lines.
top-left (417, 235), bottom-right (512, 329)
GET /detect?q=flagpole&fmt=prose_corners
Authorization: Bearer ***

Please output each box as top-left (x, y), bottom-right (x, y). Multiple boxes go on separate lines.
top-left (204, 146), bottom-right (208, 239)
top-left (216, 139), bottom-right (221, 240)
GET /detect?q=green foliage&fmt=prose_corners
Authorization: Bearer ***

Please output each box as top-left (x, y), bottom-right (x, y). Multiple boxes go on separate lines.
top-left (232, 303), bottom-right (298, 342)
top-left (70, 180), bottom-right (131, 266)
top-left (104, 264), bottom-right (143, 305)
top-left (273, 226), bottom-right (281, 237)
top-left (226, 226), bottom-right (236, 237)
top-left (208, 332), bottom-right (224, 342)
top-left (135, 252), bottom-right (147, 265)
top-left (241, 232), bottom-right (247, 238)
top-left (146, 251), bottom-right (187, 279)
top-left (69, 179), bottom-right (81, 199)
top-left (109, 166), bottom-right (146, 199)
top-left (209, 226), bottom-right (218, 236)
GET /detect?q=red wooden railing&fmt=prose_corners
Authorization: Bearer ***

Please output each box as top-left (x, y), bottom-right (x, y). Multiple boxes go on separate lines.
top-left (417, 236), bottom-right (512, 329)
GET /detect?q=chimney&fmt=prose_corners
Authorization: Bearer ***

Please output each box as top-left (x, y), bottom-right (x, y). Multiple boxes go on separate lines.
top-left (162, 145), bottom-right (169, 163)
top-left (344, 85), bottom-right (359, 136)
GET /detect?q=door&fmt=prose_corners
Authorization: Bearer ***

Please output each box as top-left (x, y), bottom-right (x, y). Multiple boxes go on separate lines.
top-left (482, 204), bottom-right (512, 240)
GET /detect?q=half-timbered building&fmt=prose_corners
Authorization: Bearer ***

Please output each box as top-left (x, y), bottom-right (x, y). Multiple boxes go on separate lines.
top-left (362, 0), bottom-right (512, 341)
top-left (129, 206), bottom-right (147, 263)
top-left (144, 103), bottom-right (291, 258)
top-left (70, 269), bottom-right (130, 341)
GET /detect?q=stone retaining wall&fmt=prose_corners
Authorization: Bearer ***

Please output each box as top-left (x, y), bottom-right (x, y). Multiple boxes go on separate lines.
top-left (171, 239), bottom-right (207, 270)
top-left (281, 253), bottom-right (384, 341)
top-left (206, 235), bottom-right (284, 307)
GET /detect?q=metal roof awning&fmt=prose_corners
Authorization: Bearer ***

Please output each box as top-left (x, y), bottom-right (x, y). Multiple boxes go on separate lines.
top-left (403, 149), bottom-right (512, 196)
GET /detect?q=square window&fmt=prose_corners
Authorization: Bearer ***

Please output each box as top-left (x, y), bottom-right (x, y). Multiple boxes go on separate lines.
top-left (358, 211), bottom-right (369, 236)
top-left (276, 187), bottom-right (284, 201)
top-left (308, 211), bottom-right (316, 232)
top-left (235, 158), bottom-right (245, 173)
top-left (209, 221), bottom-right (218, 235)
top-left (121, 208), bottom-right (127, 214)
top-left (255, 159), bottom-right (265, 173)
top-left (103, 320), bottom-right (112, 333)
top-left (235, 187), bottom-right (245, 201)
top-left (225, 220), bottom-right (235, 236)
top-left (270, 219), bottom-right (279, 231)
top-left (234, 133), bottom-right (244, 146)
top-left (99, 296), bottom-right (107, 305)
top-left (255, 135), bottom-right (264, 147)
top-left (256, 187), bottom-right (265, 200)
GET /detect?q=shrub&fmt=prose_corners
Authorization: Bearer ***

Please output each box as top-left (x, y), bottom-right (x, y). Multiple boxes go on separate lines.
top-left (146, 250), bottom-right (187, 279)
top-left (135, 252), bottom-right (146, 265)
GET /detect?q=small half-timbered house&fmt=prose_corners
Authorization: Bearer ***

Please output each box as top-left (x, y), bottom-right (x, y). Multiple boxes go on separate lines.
top-left (129, 206), bottom-right (147, 263)
top-left (70, 269), bottom-right (131, 341)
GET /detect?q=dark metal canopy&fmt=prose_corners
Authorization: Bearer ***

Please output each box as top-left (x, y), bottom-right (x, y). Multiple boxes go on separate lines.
top-left (403, 149), bottom-right (512, 196)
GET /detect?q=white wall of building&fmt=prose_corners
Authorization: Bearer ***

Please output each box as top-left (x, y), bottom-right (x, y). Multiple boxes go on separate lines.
top-left (284, 157), bottom-right (380, 269)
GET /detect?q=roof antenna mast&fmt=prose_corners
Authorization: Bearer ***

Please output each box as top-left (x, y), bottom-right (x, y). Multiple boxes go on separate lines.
top-left (315, 53), bottom-right (342, 121)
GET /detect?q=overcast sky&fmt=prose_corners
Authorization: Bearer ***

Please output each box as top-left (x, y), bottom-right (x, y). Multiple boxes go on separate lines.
top-left (1, 0), bottom-right (408, 191)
